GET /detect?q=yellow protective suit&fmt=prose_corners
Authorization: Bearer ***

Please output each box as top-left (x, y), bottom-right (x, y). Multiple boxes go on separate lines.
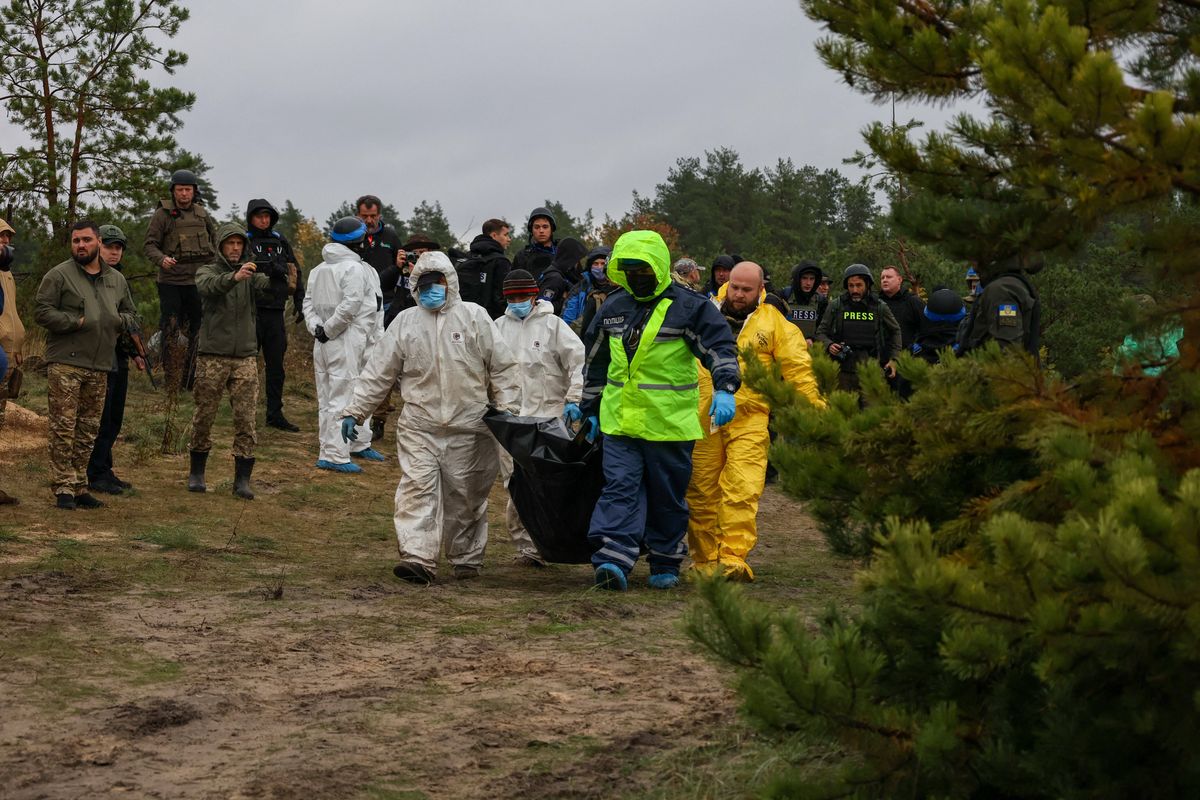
top-left (687, 293), bottom-right (824, 581)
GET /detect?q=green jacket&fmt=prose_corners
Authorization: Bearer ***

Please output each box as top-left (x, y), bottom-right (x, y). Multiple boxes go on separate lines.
top-left (35, 259), bottom-right (139, 371)
top-left (195, 223), bottom-right (271, 358)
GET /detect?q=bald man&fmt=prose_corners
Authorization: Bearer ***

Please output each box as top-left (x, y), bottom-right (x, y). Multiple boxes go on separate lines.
top-left (687, 261), bottom-right (824, 581)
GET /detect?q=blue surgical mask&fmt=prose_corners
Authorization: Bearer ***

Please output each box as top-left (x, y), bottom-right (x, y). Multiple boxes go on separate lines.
top-left (508, 299), bottom-right (533, 319)
top-left (590, 266), bottom-right (605, 281)
top-left (418, 284), bottom-right (446, 310)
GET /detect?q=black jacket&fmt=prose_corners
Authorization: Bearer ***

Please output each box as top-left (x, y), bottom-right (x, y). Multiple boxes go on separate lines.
top-left (457, 233), bottom-right (512, 319)
top-left (881, 288), bottom-right (926, 348)
top-left (536, 239), bottom-right (587, 316)
top-left (246, 227), bottom-right (303, 312)
top-left (513, 240), bottom-right (557, 276)
top-left (359, 223), bottom-right (405, 306)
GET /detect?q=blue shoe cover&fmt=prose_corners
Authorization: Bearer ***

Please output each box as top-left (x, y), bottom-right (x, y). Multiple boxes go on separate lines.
top-left (351, 448), bottom-right (385, 462)
top-left (594, 563), bottom-right (628, 591)
top-left (315, 459), bottom-right (362, 473)
top-left (648, 572), bottom-right (680, 590)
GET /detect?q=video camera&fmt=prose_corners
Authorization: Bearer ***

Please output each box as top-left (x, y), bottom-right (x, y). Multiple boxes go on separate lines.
top-left (831, 343), bottom-right (853, 362)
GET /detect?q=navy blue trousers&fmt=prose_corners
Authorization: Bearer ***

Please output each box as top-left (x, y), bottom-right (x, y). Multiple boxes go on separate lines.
top-left (588, 434), bottom-right (695, 577)
top-left (87, 364), bottom-right (128, 482)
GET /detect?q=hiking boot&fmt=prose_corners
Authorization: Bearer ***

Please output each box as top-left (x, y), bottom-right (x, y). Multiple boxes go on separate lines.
top-left (74, 493), bottom-right (104, 509)
top-left (110, 473), bottom-right (133, 490)
top-left (267, 416), bottom-right (300, 432)
top-left (594, 563), bottom-right (628, 591)
top-left (453, 565), bottom-right (481, 580)
top-left (648, 572), bottom-right (680, 590)
top-left (370, 417), bottom-right (385, 443)
top-left (88, 476), bottom-right (124, 495)
top-left (233, 456), bottom-right (255, 500)
top-left (55, 493), bottom-right (76, 510)
top-left (393, 562), bottom-right (434, 585)
top-left (187, 450), bottom-right (208, 493)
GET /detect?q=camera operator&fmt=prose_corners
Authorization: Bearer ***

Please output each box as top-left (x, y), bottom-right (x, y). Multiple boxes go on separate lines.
top-left (815, 263), bottom-right (902, 396)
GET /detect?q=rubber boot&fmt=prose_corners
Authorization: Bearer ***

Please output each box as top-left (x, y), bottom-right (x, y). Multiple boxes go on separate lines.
top-left (187, 450), bottom-right (208, 493)
top-left (233, 456), bottom-right (255, 500)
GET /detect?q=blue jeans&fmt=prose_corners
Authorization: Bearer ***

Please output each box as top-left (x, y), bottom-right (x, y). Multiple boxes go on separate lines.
top-left (588, 434), bottom-right (695, 577)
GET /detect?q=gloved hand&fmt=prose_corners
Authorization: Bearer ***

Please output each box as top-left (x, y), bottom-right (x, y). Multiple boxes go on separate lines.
top-left (584, 415), bottom-right (600, 442)
top-left (563, 402), bottom-right (582, 424)
top-left (911, 342), bottom-right (923, 355)
top-left (315, 325), bottom-right (329, 343)
top-left (340, 416), bottom-right (358, 443)
top-left (709, 390), bottom-right (736, 427)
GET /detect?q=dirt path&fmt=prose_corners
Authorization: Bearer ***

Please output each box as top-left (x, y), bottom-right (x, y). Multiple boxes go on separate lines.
top-left (0, 362), bottom-right (855, 799)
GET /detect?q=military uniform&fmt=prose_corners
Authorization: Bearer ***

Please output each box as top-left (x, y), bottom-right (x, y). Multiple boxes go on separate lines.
top-left (34, 257), bottom-right (138, 498)
top-left (815, 294), bottom-right (903, 394)
top-left (143, 197), bottom-right (216, 389)
top-left (960, 272), bottom-right (1040, 359)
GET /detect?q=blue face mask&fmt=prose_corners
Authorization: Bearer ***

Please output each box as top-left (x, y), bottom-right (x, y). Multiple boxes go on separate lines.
top-left (418, 284), bottom-right (446, 310)
top-left (508, 299), bottom-right (533, 319)
top-left (590, 266), bottom-right (605, 281)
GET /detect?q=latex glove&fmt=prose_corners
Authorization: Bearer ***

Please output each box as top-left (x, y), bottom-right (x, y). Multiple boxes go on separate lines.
top-left (340, 416), bottom-right (358, 443)
top-left (911, 342), bottom-right (923, 355)
top-left (315, 325), bottom-right (330, 343)
top-left (563, 402), bottom-right (582, 424)
top-left (584, 415), bottom-right (600, 442)
top-left (709, 390), bottom-right (736, 427)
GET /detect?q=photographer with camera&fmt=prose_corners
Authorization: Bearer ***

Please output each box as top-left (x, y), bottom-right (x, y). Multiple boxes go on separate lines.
top-left (0, 218), bottom-right (22, 505)
top-left (815, 263), bottom-right (902, 396)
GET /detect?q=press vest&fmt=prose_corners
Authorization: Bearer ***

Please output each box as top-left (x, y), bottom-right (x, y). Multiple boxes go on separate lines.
top-left (600, 298), bottom-right (703, 441)
top-left (788, 298), bottom-right (821, 338)
top-left (840, 305), bottom-right (879, 354)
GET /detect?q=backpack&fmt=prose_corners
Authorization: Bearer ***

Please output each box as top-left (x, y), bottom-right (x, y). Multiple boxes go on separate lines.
top-left (455, 251), bottom-right (505, 309)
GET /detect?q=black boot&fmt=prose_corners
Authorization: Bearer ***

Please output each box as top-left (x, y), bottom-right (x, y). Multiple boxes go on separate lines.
top-left (233, 456), bottom-right (255, 500)
top-left (370, 417), bottom-right (385, 444)
top-left (187, 450), bottom-right (208, 493)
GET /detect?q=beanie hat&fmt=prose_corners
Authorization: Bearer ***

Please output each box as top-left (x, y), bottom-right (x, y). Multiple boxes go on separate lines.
top-left (503, 269), bottom-right (539, 297)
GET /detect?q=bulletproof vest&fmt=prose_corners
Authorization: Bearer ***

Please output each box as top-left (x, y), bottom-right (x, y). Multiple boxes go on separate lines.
top-left (788, 297), bottom-right (821, 338)
top-left (839, 300), bottom-right (879, 354)
top-left (163, 204), bottom-right (212, 263)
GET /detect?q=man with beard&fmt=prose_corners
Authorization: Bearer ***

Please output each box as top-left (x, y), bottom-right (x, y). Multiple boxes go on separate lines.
top-left (142, 169), bottom-right (216, 390)
top-left (353, 195), bottom-right (406, 318)
top-left (687, 261), bottom-right (823, 581)
top-left (815, 264), bottom-right (902, 395)
top-left (35, 220), bottom-right (139, 509)
top-left (781, 260), bottom-right (828, 343)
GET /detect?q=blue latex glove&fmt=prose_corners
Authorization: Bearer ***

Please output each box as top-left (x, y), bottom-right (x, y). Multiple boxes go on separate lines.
top-left (911, 342), bottom-right (923, 355)
top-left (584, 415), bottom-right (600, 442)
top-left (563, 402), bottom-right (582, 423)
top-left (709, 390), bottom-right (736, 427)
top-left (340, 416), bottom-right (359, 443)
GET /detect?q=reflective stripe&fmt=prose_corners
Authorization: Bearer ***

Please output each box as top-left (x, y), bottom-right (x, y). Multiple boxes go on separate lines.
top-left (607, 378), bottom-right (624, 388)
top-left (636, 382), bottom-right (699, 391)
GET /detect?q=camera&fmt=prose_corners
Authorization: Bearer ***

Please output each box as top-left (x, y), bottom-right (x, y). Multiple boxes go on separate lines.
top-left (831, 343), bottom-right (853, 362)
top-left (0, 245), bottom-right (13, 270)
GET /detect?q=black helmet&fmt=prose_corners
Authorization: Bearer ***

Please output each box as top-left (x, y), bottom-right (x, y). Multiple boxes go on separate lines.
top-left (331, 216), bottom-right (367, 245)
top-left (170, 169), bottom-right (199, 188)
top-left (927, 288), bottom-right (965, 318)
top-left (527, 206), bottom-right (557, 233)
top-left (842, 263), bottom-right (873, 289)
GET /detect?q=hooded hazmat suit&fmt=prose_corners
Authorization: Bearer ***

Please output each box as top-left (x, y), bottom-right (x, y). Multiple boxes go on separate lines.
top-left (687, 282), bottom-right (825, 581)
top-left (348, 256), bottom-right (384, 455)
top-left (581, 230), bottom-right (740, 585)
top-left (302, 243), bottom-right (369, 465)
top-left (493, 298), bottom-right (586, 560)
top-left (342, 252), bottom-right (521, 574)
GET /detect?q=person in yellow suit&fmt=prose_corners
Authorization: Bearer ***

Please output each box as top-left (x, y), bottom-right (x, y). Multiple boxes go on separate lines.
top-left (687, 261), bottom-right (824, 581)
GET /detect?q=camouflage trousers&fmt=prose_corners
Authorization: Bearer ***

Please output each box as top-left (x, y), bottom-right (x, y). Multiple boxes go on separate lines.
top-left (46, 363), bottom-right (108, 495)
top-left (189, 355), bottom-right (259, 459)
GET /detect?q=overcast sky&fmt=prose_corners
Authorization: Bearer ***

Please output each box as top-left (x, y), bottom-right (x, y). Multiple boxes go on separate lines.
top-left (74, 0), bottom-right (961, 237)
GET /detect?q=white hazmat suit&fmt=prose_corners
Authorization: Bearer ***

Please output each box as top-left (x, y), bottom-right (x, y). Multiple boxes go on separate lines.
top-left (348, 259), bottom-right (384, 454)
top-left (302, 242), bottom-right (369, 466)
top-left (493, 298), bottom-right (585, 560)
top-left (343, 252), bottom-right (521, 574)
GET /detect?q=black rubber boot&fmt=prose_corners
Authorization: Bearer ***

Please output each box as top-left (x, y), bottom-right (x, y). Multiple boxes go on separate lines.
top-left (187, 450), bottom-right (208, 493)
top-left (233, 456), bottom-right (255, 500)
top-left (370, 417), bottom-right (385, 444)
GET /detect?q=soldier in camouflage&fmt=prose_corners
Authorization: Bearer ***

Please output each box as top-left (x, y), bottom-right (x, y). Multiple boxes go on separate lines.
top-left (34, 220), bottom-right (139, 509)
top-left (187, 223), bottom-right (271, 500)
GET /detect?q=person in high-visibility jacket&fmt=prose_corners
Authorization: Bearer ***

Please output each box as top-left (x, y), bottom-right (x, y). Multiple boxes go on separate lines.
top-left (581, 230), bottom-right (741, 591)
top-left (687, 262), bottom-right (825, 582)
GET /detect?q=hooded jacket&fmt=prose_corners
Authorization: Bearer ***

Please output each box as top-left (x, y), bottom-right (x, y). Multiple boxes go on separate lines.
top-left (494, 298), bottom-right (585, 416)
top-left (35, 256), bottom-right (139, 371)
top-left (582, 231), bottom-right (740, 441)
top-left (194, 223), bottom-right (271, 358)
top-left (342, 251), bottom-right (521, 433)
top-left (457, 232), bottom-right (513, 319)
top-left (245, 199), bottom-right (304, 312)
top-left (536, 237), bottom-right (587, 316)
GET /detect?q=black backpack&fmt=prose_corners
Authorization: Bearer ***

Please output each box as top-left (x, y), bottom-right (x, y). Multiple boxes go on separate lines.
top-left (455, 251), bottom-right (508, 316)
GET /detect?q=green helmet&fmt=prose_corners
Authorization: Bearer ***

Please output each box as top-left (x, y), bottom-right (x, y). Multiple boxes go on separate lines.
top-left (98, 224), bottom-right (127, 246)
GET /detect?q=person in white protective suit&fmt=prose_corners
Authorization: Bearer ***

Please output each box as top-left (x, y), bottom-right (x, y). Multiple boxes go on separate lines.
top-left (492, 268), bottom-right (586, 567)
top-left (346, 241), bottom-right (386, 461)
top-left (340, 251), bottom-right (522, 584)
top-left (301, 216), bottom-right (375, 473)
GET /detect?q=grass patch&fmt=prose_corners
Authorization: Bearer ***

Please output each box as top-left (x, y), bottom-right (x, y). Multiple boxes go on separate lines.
top-left (0, 527), bottom-right (24, 544)
top-left (133, 525), bottom-right (201, 551)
